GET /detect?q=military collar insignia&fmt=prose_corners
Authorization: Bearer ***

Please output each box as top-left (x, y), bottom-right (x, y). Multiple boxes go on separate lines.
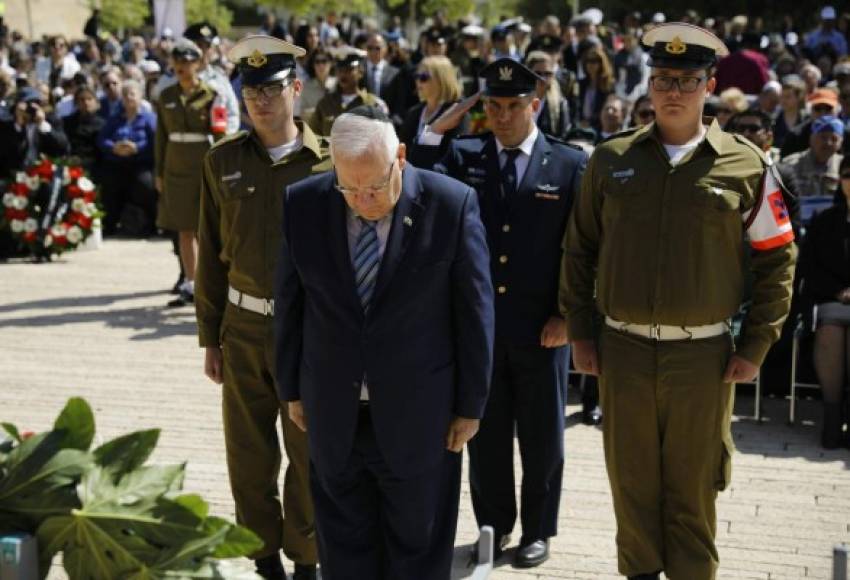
top-left (247, 50), bottom-right (268, 68)
top-left (498, 66), bottom-right (513, 81)
top-left (665, 36), bottom-right (687, 55)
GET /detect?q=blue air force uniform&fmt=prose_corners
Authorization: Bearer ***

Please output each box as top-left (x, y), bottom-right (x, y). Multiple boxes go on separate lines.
top-left (435, 58), bottom-right (587, 564)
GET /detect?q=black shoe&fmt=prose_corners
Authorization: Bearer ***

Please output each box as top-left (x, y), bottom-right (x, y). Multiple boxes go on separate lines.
top-left (582, 404), bottom-right (603, 425)
top-left (170, 274), bottom-right (185, 294)
top-left (513, 539), bottom-right (549, 568)
top-left (293, 563), bottom-right (317, 580)
top-left (469, 533), bottom-right (511, 565)
top-left (254, 554), bottom-right (286, 580)
top-left (628, 573), bottom-right (661, 580)
top-left (166, 289), bottom-right (194, 308)
top-left (822, 403), bottom-right (843, 449)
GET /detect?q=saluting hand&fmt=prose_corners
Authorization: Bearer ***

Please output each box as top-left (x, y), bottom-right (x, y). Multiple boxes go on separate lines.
top-left (429, 92), bottom-right (481, 135)
top-left (446, 416), bottom-right (480, 453)
top-left (572, 339), bottom-right (599, 376)
top-left (540, 316), bottom-right (568, 348)
top-left (289, 400), bottom-right (307, 432)
top-left (723, 355), bottom-right (760, 383)
top-left (204, 346), bottom-right (223, 384)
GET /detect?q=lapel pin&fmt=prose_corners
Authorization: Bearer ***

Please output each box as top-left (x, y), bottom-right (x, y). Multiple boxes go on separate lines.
top-left (403, 216), bottom-right (413, 227)
top-left (542, 158), bottom-right (549, 166)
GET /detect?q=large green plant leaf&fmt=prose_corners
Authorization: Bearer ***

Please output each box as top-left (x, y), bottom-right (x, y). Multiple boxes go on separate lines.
top-left (1, 421), bottom-right (22, 442)
top-left (93, 429), bottom-right (160, 479)
top-left (53, 398), bottom-right (95, 451)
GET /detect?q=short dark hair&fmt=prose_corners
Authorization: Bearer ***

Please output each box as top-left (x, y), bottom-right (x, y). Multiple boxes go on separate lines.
top-left (727, 109), bottom-right (774, 132)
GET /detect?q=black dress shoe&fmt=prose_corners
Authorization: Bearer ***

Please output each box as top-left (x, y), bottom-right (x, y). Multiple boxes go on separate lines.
top-left (582, 404), bottom-right (603, 425)
top-left (170, 274), bottom-right (185, 295)
top-left (254, 554), bottom-right (286, 580)
top-left (628, 573), bottom-right (660, 580)
top-left (513, 539), bottom-right (549, 568)
top-left (293, 563), bottom-right (317, 580)
top-left (166, 289), bottom-right (194, 308)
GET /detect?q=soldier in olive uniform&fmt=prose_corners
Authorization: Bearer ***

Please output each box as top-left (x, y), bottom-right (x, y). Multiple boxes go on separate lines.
top-left (307, 47), bottom-right (386, 136)
top-left (560, 24), bottom-right (797, 580)
top-left (155, 39), bottom-right (221, 306)
top-left (195, 36), bottom-right (332, 580)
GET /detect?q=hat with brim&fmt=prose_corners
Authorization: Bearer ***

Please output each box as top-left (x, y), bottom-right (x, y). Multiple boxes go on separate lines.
top-left (811, 115), bottom-right (843, 135)
top-left (172, 38), bottom-right (203, 62)
top-left (481, 57), bottom-right (542, 98)
top-left (643, 22), bottom-right (728, 70)
top-left (228, 35), bottom-right (305, 86)
top-left (332, 46), bottom-right (366, 69)
top-left (807, 88), bottom-right (839, 108)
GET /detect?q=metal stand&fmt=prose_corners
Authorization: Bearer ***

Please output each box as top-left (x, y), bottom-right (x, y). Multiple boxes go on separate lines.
top-left (470, 526), bottom-right (495, 579)
top-left (0, 534), bottom-right (38, 580)
top-left (835, 543), bottom-right (848, 580)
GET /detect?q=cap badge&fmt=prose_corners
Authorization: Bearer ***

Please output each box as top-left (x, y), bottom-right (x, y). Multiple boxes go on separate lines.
top-left (665, 36), bottom-right (687, 55)
top-left (498, 66), bottom-right (513, 81)
top-left (247, 50), bottom-right (268, 68)
top-left (200, 26), bottom-right (211, 37)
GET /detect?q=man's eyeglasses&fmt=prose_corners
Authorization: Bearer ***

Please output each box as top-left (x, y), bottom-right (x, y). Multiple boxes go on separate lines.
top-left (732, 123), bottom-right (765, 133)
top-left (637, 109), bottom-right (655, 119)
top-left (414, 71), bottom-right (432, 82)
top-left (242, 82), bottom-right (289, 101)
top-left (649, 75), bottom-right (707, 93)
top-left (334, 159), bottom-right (396, 198)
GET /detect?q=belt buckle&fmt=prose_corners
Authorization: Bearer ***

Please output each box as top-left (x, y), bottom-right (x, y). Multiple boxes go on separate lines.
top-left (649, 324), bottom-right (662, 340)
top-left (264, 300), bottom-right (274, 317)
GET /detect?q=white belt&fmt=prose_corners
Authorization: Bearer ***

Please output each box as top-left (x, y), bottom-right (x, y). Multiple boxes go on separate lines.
top-left (228, 286), bottom-right (274, 317)
top-left (169, 132), bottom-right (211, 143)
top-left (605, 316), bottom-right (729, 341)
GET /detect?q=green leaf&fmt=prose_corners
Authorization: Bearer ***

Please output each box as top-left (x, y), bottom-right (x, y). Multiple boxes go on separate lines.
top-left (205, 518), bottom-right (263, 559)
top-left (53, 397), bottom-right (95, 451)
top-left (172, 494), bottom-right (209, 520)
top-left (1, 422), bottom-right (22, 442)
top-left (93, 429), bottom-right (160, 478)
top-left (82, 464), bottom-right (185, 509)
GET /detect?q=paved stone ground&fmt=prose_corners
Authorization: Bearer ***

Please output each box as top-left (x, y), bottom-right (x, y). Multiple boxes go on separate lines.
top-left (1, 239), bottom-right (848, 579)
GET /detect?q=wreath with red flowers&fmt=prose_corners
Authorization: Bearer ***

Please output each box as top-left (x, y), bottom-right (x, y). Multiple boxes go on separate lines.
top-left (1, 157), bottom-right (103, 259)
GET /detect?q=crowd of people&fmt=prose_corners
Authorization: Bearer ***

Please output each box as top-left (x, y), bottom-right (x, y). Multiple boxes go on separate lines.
top-left (0, 5), bottom-right (849, 580)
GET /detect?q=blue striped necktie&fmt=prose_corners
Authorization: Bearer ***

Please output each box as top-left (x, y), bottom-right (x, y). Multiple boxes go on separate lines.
top-left (354, 218), bottom-right (380, 309)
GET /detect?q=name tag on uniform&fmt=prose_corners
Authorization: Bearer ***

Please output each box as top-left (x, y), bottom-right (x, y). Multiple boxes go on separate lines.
top-left (612, 168), bottom-right (635, 183)
top-left (535, 192), bottom-right (560, 200)
top-left (222, 171), bottom-right (242, 182)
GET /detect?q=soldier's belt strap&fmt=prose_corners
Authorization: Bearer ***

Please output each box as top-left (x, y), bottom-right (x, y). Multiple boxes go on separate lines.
top-left (604, 316), bottom-right (729, 341)
top-left (169, 132), bottom-right (212, 143)
top-left (228, 285), bottom-right (274, 317)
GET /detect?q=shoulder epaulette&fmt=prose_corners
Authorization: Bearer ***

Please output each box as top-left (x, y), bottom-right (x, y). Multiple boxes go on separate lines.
top-left (208, 130), bottom-right (250, 152)
top-left (600, 127), bottom-right (639, 144)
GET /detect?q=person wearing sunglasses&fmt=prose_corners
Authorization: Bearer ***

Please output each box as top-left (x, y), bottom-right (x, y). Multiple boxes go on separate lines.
top-left (398, 55), bottom-right (468, 170)
top-left (798, 154), bottom-right (850, 449)
top-left (527, 50), bottom-right (572, 140)
top-left (34, 34), bottom-right (80, 90)
top-left (562, 23), bottom-right (796, 580)
top-left (296, 46), bottom-right (337, 120)
top-left (780, 87), bottom-right (848, 158)
top-left (577, 44), bottom-right (614, 131)
top-left (195, 35), bottom-right (332, 580)
top-left (780, 115), bottom-right (845, 199)
top-left (629, 94), bottom-right (655, 128)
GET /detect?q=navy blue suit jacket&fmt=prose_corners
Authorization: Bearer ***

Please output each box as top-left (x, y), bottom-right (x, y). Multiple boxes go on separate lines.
top-left (274, 164), bottom-right (495, 477)
top-left (437, 131), bottom-right (587, 345)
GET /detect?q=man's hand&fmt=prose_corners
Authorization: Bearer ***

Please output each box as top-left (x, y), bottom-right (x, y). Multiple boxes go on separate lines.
top-left (540, 316), bottom-right (568, 348)
top-left (723, 355), bottom-right (760, 383)
top-left (204, 346), bottom-right (223, 384)
top-left (30, 103), bottom-right (46, 126)
top-left (155, 176), bottom-right (164, 192)
top-left (429, 92), bottom-right (481, 135)
top-left (121, 140), bottom-right (138, 154)
top-left (445, 416), bottom-right (479, 452)
top-left (289, 400), bottom-right (307, 432)
top-left (572, 339), bottom-right (599, 376)
top-left (838, 288), bottom-right (850, 304)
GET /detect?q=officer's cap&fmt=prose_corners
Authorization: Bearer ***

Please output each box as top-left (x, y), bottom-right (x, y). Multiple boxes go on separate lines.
top-left (228, 35), bottom-right (305, 86)
top-left (184, 22), bottom-right (219, 46)
top-left (423, 27), bottom-right (447, 44)
top-left (537, 34), bottom-right (563, 52)
top-left (461, 25), bottom-right (484, 38)
top-left (642, 23), bottom-right (728, 70)
top-left (332, 46), bottom-right (367, 69)
top-left (490, 26), bottom-right (509, 41)
top-left (481, 57), bottom-right (542, 98)
top-left (171, 38), bottom-right (203, 62)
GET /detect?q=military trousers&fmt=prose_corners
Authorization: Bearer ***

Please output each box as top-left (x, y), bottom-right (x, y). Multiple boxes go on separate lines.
top-left (468, 342), bottom-right (567, 545)
top-left (220, 302), bottom-right (317, 564)
top-left (597, 326), bottom-right (735, 580)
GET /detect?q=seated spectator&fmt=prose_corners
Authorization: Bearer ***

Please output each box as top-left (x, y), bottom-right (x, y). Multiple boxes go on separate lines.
top-left (596, 94), bottom-right (628, 142)
top-left (527, 50), bottom-right (571, 139)
top-left (96, 79), bottom-right (156, 236)
top-left (799, 154), bottom-right (850, 449)
top-left (800, 63), bottom-right (823, 94)
top-left (715, 32), bottom-right (770, 95)
top-left (716, 87), bottom-right (749, 128)
top-left (577, 44), bottom-right (614, 131)
top-left (629, 94), bottom-right (655, 128)
top-left (54, 72), bottom-right (91, 118)
top-left (34, 35), bottom-right (80, 89)
top-left (0, 86), bottom-right (69, 178)
top-left (756, 80), bottom-right (782, 118)
top-left (774, 77), bottom-right (809, 149)
top-left (296, 47), bottom-right (336, 120)
top-left (64, 86), bottom-right (105, 175)
top-left (782, 88), bottom-right (849, 158)
top-left (399, 55), bottom-right (468, 170)
top-left (98, 68), bottom-right (124, 119)
top-left (780, 115), bottom-right (844, 198)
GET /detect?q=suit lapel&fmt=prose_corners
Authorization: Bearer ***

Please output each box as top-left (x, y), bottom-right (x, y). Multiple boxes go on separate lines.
top-left (371, 166), bottom-right (425, 306)
top-left (327, 189), bottom-right (364, 318)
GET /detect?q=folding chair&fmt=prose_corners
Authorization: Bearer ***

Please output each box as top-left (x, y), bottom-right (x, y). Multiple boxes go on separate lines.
top-left (789, 309), bottom-right (820, 424)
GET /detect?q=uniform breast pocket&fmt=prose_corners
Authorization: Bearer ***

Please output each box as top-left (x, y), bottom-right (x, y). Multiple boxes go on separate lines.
top-left (692, 185), bottom-right (741, 212)
top-left (220, 181), bottom-right (257, 203)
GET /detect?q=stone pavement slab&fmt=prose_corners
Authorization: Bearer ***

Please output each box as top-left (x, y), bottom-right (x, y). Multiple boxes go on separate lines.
top-left (1, 239), bottom-right (848, 579)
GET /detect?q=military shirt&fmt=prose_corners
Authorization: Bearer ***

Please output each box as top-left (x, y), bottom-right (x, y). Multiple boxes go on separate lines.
top-left (778, 149), bottom-right (842, 198)
top-left (560, 119), bottom-right (797, 365)
top-left (307, 89), bottom-right (380, 136)
top-left (195, 121), bottom-right (332, 347)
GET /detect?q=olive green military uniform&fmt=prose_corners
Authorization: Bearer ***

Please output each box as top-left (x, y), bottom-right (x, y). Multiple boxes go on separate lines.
top-left (559, 120), bottom-right (796, 579)
top-left (195, 122), bottom-right (332, 563)
top-left (155, 82), bottom-right (219, 232)
top-left (307, 89), bottom-right (379, 136)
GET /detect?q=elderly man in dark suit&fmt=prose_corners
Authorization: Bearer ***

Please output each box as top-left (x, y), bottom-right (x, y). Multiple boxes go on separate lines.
top-left (274, 106), bottom-right (495, 580)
